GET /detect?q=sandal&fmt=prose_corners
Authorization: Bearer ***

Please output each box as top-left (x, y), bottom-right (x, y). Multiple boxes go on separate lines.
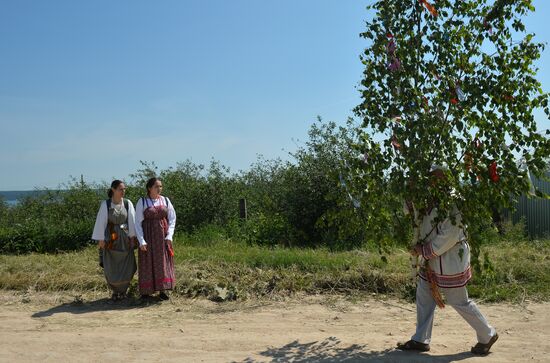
top-left (471, 333), bottom-right (499, 355)
top-left (396, 340), bottom-right (430, 352)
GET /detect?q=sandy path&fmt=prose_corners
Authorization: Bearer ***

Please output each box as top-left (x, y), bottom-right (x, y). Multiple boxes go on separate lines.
top-left (0, 291), bottom-right (548, 362)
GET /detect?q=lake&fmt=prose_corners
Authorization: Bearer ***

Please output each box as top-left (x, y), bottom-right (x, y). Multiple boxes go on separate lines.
top-left (1, 190), bottom-right (47, 207)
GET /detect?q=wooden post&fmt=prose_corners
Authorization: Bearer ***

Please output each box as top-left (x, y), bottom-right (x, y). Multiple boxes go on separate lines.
top-left (239, 198), bottom-right (247, 220)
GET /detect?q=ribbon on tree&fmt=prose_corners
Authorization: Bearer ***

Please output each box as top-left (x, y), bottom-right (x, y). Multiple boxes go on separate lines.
top-left (391, 135), bottom-right (402, 150)
top-left (464, 152), bottom-right (473, 172)
top-left (483, 18), bottom-right (494, 35)
top-left (456, 86), bottom-right (466, 102)
top-left (389, 115), bottom-right (402, 123)
top-left (339, 173), bottom-right (361, 209)
top-left (388, 58), bottom-right (401, 71)
top-left (386, 38), bottom-right (397, 55)
top-left (386, 32), bottom-right (401, 71)
top-left (518, 158), bottom-right (536, 196)
top-left (419, 0), bottom-right (438, 17)
top-left (489, 161), bottom-right (499, 183)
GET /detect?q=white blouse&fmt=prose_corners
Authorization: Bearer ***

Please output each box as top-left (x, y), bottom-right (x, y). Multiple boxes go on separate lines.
top-left (135, 196), bottom-right (177, 247)
top-left (91, 199), bottom-right (137, 241)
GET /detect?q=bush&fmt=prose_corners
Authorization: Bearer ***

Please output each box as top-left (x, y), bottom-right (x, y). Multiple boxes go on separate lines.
top-left (0, 119), bottom-right (401, 253)
top-left (161, 160), bottom-right (244, 233)
top-left (235, 118), bottom-right (375, 249)
top-left (0, 179), bottom-right (102, 254)
top-left (240, 212), bottom-right (294, 247)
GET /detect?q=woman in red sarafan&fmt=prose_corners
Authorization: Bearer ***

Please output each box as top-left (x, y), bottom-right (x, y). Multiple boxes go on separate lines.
top-left (135, 177), bottom-right (177, 300)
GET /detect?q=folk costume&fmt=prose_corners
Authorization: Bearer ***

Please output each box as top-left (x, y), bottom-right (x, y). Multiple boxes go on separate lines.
top-left (401, 204), bottom-right (498, 354)
top-left (92, 198), bottom-right (137, 297)
top-left (135, 196), bottom-right (176, 296)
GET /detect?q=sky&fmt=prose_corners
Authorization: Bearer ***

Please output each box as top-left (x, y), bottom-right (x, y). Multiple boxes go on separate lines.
top-left (1, 0), bottom-right (549, 191)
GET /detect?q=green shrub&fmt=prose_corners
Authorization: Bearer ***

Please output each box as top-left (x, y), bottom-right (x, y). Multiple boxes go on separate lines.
top-left (3, 119), bottom-right (536, 254)
top-left (0, 179), bottom-right (101, 254)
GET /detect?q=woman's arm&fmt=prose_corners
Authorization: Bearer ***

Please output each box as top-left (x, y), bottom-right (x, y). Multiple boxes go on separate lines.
top-left (165, 197), bottom-right (177, 241)
top-left (135, 198), bottom-right (147, 247)
top-left (126, 200), bottom-right (137, 238)
top-left (91, 201), bottom-right (107, 241)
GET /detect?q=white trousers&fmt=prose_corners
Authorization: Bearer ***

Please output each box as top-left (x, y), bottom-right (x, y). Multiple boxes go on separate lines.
top-left (412, 278), bottom-right (496, 344)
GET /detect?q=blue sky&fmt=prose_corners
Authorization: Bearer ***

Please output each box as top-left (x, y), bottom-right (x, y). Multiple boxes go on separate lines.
top-left (1, 0), bottom-right (549, 191)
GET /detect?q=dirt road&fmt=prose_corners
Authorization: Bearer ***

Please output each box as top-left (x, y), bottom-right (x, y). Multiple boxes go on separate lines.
top-left (0, 291), bottom-right (548, 362)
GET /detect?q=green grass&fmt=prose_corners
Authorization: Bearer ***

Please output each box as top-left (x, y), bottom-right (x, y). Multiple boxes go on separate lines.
top-left (469, 239), bottom-right (550, 302)
top-left (1, 230), bottom-right (549, 303)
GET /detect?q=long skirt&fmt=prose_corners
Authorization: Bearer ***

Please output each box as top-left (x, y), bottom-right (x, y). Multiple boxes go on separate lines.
top-left (138, 217), bottom-right (175, 294)
top-left (101, 224), bottom-right (137, 294)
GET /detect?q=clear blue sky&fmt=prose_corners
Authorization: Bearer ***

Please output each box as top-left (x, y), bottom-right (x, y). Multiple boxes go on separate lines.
top-left (1, 0), bottom-right (548, 191)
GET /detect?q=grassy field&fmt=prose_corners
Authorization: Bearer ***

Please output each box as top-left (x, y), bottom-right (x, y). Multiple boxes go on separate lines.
top-left (1, 231), bottom-right (549, 303)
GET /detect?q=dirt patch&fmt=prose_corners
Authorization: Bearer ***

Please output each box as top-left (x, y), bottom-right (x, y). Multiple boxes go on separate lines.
top-left (0, 291), bottom-right (548, 362)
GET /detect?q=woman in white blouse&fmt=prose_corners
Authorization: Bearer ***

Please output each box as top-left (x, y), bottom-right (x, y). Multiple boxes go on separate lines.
top-left (135, 177), bottom-right (176, 300)
top-left (91, 180), bottom-right (137, 301)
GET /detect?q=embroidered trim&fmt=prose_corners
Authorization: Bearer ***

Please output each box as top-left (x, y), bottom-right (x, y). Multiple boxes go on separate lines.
top-left (139, 278), bottom-right (175, 288)
top-left (419, 266), bottom-right (472, 288)
top-left (422, 243), bottom-right (438, 260)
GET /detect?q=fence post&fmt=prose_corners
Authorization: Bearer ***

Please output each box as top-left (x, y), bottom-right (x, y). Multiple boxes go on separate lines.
top-left (239, 198), bottom-right (247, 220)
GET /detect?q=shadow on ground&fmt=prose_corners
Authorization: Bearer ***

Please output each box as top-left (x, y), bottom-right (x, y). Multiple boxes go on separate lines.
top-left (31, 296), bottom-right (161, 318)
top-left (236, 336), bottom-right (479, 362)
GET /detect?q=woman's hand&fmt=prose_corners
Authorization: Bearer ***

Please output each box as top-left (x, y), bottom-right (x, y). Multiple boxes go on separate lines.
top-left (166, 240), bottom-right (174, 256)
top-left (98, 240), bottom-right (105, 249)
top-left (139, 244), bottom-right (147, 252)
top-left (410, 244), bottom-right (422, 256)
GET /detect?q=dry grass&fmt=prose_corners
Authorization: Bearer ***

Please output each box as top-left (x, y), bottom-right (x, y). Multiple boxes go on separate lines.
top-left (1, 237), bottom-right (548, 303)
